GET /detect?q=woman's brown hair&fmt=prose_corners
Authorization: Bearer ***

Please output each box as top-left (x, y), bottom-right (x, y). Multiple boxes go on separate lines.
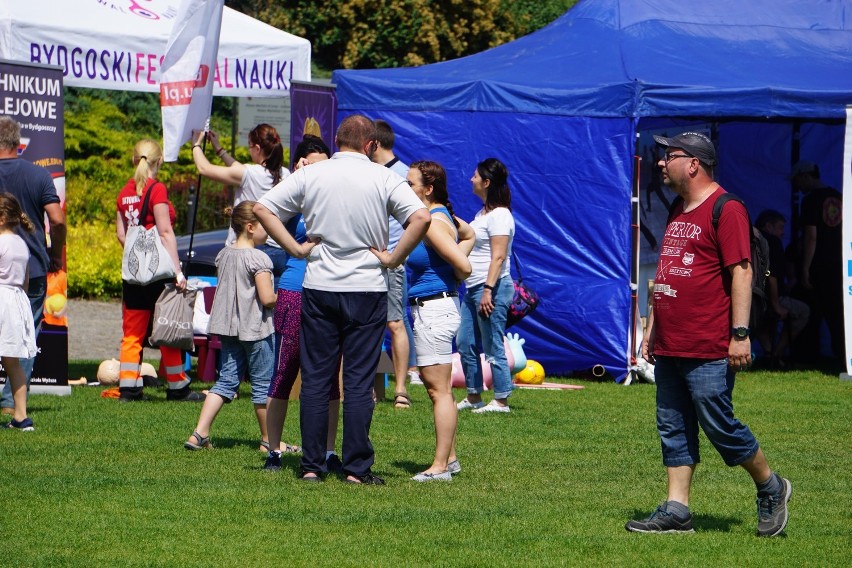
top-left (248, 124), bottom-right (284, 185)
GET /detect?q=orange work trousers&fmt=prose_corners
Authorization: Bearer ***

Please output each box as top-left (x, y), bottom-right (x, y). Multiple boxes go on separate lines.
top-left (119, 306), bottom-right (189, 391)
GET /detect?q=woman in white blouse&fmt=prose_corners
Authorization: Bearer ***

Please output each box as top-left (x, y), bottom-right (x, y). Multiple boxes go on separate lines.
top-left (456, 158), bottom-right (516, 414)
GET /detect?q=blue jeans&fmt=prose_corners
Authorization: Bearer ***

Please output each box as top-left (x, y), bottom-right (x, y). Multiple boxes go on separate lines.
top-left (1, 276), bottom-right (46, 408)
top-left (457, 278), bottom-right (514, 400)
top-left (655, 356), bottom-right (760, 467)
top-left (210, 335), bottom-right (274, 405)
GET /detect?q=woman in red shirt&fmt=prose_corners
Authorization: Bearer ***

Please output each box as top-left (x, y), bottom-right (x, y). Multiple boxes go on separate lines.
top-left (115, 138), bottom-right (203, 403)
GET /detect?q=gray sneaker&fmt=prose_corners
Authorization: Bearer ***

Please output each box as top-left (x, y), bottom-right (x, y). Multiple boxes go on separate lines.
top-left (411, 470), bottom-right (452, 482)
top-left (625, 506), bottom-right (694, 534)
top-left (756, 477), bottom-right (792, 537)
top-left (447, 459), bottom-right (461, 475)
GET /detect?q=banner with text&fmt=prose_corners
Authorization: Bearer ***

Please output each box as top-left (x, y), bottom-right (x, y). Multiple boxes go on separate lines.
top-left (0, 1), bottom-right (310, 98)
top-left (0, 59), bottom-right (68, 395)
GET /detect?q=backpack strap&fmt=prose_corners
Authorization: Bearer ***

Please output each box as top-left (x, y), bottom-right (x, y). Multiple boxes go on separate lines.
top-left (668, 191), bottom-right (755, 235)
top-left (711, 192), bottom-right (753, 228)
top-left (138, 180), bottom-right (158, 226)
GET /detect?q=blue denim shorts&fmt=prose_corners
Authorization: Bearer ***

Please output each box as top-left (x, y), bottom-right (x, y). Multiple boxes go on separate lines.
top-left (654, 357), bottom-right (760, 467)
top-left (210, 335), bottom-right (274, 405)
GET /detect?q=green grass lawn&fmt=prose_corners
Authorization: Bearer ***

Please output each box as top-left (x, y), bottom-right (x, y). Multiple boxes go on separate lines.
top-left (2, 366), bottom-right (850, 567)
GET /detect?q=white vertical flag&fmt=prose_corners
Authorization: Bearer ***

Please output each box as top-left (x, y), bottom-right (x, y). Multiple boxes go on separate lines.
top-left (159, 0), bottom-right (224, 162)
top-left (842, 106), bottom-right (852, 375)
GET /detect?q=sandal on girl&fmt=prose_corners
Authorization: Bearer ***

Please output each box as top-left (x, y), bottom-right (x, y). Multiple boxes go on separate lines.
top-left (260, 440), bottom-right (302, 453)
top-left (185, 431), bottom-right (212, 450)
top-left (394, 392), bottom-right (412, 409)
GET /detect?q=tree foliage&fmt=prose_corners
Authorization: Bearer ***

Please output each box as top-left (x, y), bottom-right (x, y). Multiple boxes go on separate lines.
top-left (226, 0), bottom-right (577, 70)
top-left (64, 1), bottom-right (576, 296)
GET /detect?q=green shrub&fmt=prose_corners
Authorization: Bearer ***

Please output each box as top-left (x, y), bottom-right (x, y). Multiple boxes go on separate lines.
top-left (67, 222), bottom-right (123, 298)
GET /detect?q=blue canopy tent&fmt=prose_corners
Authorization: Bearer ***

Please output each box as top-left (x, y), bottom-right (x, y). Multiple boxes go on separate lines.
top-left (333, 0), bottom-right (852, 380)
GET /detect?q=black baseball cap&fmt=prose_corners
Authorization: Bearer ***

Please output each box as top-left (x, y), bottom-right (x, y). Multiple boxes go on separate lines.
top-left (654, 132), bottom-right (717, 166)
top-left (790, 160), bottom-right (818, 178)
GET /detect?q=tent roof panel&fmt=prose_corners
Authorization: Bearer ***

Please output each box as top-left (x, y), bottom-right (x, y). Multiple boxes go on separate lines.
top-left (334, 0), bottom-right (852, 118)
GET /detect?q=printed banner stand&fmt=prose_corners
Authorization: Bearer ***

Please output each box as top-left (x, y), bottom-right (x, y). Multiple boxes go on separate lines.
top-left (288, 80), bottom-right (337, 170)
top-left (0, 58), bottom-right (69, 396)
top-left (841, 106), bottom-right (852, 381)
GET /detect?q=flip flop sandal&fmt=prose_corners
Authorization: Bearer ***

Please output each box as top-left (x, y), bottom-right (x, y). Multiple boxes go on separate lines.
top-left (185, 431), bottom-right (213, 450)
top-left (394, 392), bottom-right (412, 409)
top-left (260, 440), bottom-right (302, 453)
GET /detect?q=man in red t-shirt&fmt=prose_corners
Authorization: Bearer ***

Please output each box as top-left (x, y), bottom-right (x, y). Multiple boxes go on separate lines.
top-left (627, 132), bottom-right (792, 538)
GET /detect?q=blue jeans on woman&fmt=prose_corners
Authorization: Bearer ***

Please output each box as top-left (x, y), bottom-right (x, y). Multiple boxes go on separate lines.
top-left (457, 278), bottom-right (514, 400)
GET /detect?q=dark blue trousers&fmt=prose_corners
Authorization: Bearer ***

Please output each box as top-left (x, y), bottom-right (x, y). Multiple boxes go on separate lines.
top-left (299, 288), bottom-right (387, 476)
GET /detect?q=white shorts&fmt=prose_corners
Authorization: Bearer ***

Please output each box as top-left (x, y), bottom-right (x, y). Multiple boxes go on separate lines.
top-left (412, 296), bottom-right (460, 366)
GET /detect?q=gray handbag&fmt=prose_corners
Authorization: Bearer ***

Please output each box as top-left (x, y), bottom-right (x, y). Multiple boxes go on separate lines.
top-left (149, 284), bottom-right (197, 350)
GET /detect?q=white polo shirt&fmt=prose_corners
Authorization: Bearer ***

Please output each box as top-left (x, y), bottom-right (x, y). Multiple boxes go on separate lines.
top-left (259, 152), bottom-right (425, 292)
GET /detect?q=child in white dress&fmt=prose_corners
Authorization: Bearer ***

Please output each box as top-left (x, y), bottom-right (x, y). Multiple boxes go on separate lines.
top-left (0, 193), bottom-right (38, 431)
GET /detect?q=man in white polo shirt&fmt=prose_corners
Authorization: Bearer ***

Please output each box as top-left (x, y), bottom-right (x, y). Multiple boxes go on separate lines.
top-left (255, 115), bottom-right (430, 484)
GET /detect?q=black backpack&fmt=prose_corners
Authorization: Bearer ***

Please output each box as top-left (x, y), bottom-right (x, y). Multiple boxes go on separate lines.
top-left (668, 193), bottom-right (770, 330)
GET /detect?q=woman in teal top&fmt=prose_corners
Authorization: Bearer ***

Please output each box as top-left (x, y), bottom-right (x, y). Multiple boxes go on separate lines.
top-left (376, 160), bottom-right (474, 482)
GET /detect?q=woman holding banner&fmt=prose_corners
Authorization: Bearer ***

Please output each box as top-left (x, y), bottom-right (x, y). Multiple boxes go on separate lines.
top-left (191, 125), bottom-right (289, 280)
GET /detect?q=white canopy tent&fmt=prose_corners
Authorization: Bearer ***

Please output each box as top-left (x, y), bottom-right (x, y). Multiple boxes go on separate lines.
top-left (0, 0), bottom-right (310, 97)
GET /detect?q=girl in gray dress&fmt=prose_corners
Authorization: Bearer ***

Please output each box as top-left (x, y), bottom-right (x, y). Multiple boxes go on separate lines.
top-left (185, 201), bottom-right (278, 450)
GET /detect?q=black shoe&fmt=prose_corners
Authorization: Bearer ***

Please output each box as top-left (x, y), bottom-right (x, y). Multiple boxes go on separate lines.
top-left (298, 469), bottom-right (323, 483)
top-left (326, 454), bottom-right (344, 474)
top-left (166, 388), bottom-right (206, 402)
top-left (264, 451), bottom-right (282, 472)
top-left (141, 374), bottom-right (162, 388)
top-left (343, 471), bottom-right (385, 485)
top-left (626, 505), bottom-right (694, 534)
top-left (118, 387), bottom-right (145, 402)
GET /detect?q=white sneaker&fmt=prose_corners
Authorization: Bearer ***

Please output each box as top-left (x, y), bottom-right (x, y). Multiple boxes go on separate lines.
top-left (457, 398), bottom-right (485, 411)
top-left (411, 470), bottom-right (452, 482)
top-left (472, 400), bottom-right (511, 414)
top-left (408, 371), bottom-right (423, 386)
top-left (447, 459), bottom-right (461, 475)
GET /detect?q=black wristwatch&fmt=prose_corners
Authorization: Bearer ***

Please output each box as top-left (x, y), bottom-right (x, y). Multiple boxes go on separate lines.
top-left (731, 327), bottom-right (750, 340)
